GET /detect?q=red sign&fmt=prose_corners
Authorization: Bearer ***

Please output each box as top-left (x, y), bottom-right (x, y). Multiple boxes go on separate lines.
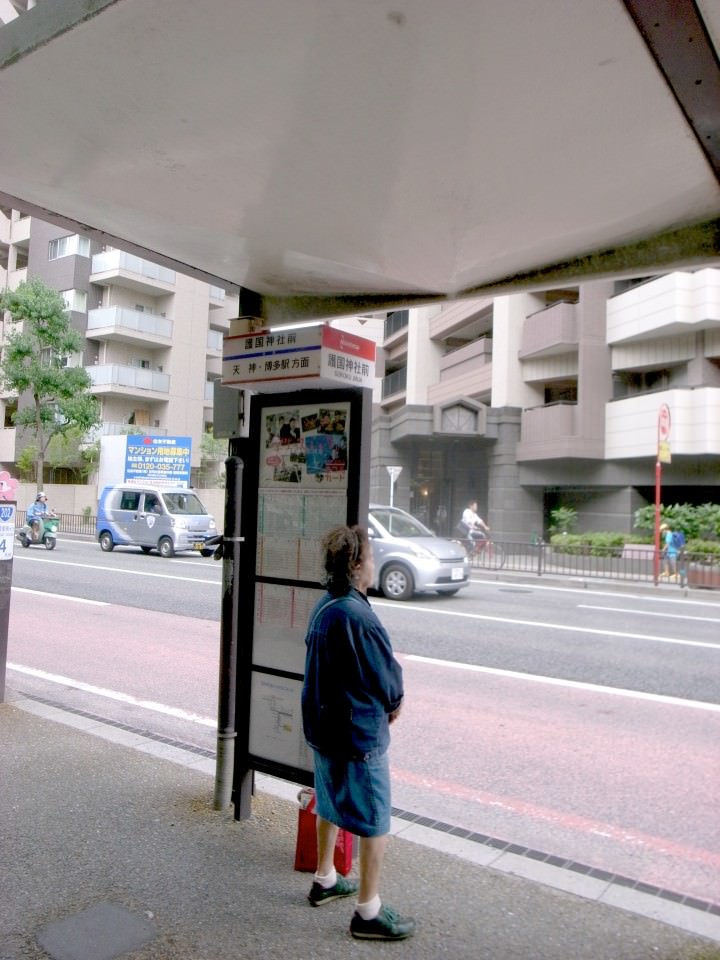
top-left (657, 403), bottom-right (671, 441)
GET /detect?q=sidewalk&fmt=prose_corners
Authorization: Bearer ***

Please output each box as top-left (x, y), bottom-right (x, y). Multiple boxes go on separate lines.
top-left (2, 689), bottom-right (719, 960)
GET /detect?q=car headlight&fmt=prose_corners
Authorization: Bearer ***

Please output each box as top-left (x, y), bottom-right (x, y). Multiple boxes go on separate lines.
top-left (407, 544), bottom-right (436, 560)
top-left (209, 519), bottom-right (216, 530)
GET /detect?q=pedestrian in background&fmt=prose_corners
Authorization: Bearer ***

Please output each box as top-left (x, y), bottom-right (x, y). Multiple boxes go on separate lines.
top-left (301, 525), bottom-right (416, 941)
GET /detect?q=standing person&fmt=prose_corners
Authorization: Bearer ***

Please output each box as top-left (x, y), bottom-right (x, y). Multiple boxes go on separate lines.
top-left (301, 525), bottom-right (415, 942)
top-left (460, 500), bottom-right (489, 542)
top-left (661, 521), bottom-right (685, 581)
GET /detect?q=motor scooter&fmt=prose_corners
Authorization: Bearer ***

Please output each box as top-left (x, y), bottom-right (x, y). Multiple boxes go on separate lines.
top-left (17, 515), bottom-right (59, 550)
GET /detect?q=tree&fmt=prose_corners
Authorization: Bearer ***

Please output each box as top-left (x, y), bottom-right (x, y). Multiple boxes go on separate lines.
top-left (46, 427), bottom-right (100, 483)
top-left (0, 278), bottom-right (101, 491)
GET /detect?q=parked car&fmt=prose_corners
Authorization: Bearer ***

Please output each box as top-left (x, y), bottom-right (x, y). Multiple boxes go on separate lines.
top-left (368, 504), bottom-right (470, 600)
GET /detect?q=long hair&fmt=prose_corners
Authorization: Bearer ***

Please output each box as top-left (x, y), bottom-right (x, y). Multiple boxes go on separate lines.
top-left (321, 525), bottom-right (368, 596)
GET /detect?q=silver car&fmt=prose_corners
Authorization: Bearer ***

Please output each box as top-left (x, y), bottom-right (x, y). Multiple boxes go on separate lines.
top-left (368, 505), bottom-right (471, 601)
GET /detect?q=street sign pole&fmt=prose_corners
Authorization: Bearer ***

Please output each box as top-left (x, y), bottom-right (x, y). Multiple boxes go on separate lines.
top-left (655, 404), bottom-right (672, 584)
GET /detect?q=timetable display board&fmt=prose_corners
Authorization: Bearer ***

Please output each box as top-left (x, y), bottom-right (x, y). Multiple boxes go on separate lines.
top-left (235, 388), bottom-right (370, 788)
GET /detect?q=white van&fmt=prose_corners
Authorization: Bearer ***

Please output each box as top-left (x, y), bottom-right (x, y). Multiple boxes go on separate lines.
top-left (96, 484), bottom-right (217, 557)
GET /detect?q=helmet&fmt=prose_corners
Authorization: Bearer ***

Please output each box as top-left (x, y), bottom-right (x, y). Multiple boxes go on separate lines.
top-left (660, 522), bottom-right (669, 530)
top-left (36, 492), bottom-right (47, 501)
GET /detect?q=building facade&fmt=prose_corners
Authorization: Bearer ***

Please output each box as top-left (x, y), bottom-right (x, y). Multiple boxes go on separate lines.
top-left (371, 272), bottom-right (720, 539)
top-left (0, 208), bottom-right (239, 480)
top-left (2, 201), bottom-right (719, 533)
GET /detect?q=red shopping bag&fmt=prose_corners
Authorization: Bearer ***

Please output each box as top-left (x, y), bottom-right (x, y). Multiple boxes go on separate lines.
top-left (294, 788), bottom-right (354, 876)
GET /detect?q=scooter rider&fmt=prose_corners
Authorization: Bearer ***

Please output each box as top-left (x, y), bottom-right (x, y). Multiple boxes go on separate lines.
top-left (25, 492), bottom-right (54, 540)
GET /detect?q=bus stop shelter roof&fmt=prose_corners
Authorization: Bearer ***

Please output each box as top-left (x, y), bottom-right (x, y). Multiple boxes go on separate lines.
top-left (0, 0), bottom-right (719, 322)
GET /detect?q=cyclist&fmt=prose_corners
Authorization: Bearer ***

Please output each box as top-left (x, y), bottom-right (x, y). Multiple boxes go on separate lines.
top-left (459, 500), bottom-right (489, 546)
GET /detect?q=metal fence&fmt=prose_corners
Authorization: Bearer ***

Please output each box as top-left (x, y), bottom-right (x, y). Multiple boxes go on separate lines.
top-left (14, 514), bottom-right (720, 591)
top-left (16, 510), bottom-right (96, 537)
top-left (456, 538), bottom-right (720, 590)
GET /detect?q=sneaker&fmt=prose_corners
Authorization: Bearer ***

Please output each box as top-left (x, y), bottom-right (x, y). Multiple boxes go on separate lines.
top-left (350, 905), bottom-right (416, 940)
top-left (308, 875), bottom-right (359, 907)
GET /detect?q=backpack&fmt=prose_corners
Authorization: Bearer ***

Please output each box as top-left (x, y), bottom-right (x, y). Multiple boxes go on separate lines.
top-left (671, 530), bottom-right (685, 551)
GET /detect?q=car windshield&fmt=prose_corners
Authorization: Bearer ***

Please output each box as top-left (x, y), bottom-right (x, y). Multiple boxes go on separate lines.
top-left (161, 493), bottom-right (207, 515)
top-left (371, 508), bottom-right (434, 538)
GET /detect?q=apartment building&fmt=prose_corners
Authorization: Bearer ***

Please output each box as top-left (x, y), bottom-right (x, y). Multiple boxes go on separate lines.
top-left (372, 271), bottom-right (720, 539)
top-left (0, 209), bottom-right (239, 479)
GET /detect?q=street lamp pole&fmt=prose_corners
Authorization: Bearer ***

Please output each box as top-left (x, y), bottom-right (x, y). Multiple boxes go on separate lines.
top-left (386, 465), bottom-right (402, 507)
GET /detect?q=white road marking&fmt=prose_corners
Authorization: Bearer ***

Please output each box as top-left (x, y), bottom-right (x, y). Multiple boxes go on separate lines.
top-left (6, 663), bottom-right (217, 727)
top-left (375, 600), bottom-right (719, 650)
top-left (579, 604), bottom-right (720, 623)
top-left (405, 654), bottom-right (720, 712)
top-left (12, 557), bottom-right (218, 585)
top-left (12, 587), bottom-right (108, 605)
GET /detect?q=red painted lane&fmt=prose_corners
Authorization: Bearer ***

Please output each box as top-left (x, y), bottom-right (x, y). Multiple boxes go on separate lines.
top-left (8, 592), bottom-right (719, 904)
top-left (7, 591), bottom-right (219, 718)
top-left (392, 656), bottom-right (720, 905)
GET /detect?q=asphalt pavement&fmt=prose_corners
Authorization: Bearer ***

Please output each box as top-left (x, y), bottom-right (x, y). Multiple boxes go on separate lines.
top-left (2, 681), bottom-right (719, 960)
top-left (3, 556), bottom-right (720, 959)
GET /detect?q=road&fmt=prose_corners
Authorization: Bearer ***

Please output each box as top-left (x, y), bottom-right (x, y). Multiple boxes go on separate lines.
top-left (6, 537), bottom-right (720, 907)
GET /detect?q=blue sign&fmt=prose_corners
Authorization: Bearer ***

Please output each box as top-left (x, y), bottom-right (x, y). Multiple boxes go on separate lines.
top-left (124, 436), bottom-right (192, 486)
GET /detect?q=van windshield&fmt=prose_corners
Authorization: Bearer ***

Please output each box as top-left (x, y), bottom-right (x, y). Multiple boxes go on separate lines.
top-left (162, 493), bottom-right (207, 515)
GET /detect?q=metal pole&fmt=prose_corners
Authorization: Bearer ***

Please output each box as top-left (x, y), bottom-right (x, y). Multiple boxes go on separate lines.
top-left (654, 460), bottom-right (661, 585)
top-left (213, 456), bottom-right (243, 810)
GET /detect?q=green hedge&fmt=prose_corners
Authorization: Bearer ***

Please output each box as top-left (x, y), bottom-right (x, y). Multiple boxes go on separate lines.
top-left (550, 532), bottom-right (720, 562)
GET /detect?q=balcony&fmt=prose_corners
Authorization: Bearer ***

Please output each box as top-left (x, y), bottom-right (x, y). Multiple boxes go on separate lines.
top-left (605, 387), bottom-right (720, 459)
top-left (0, 427), bottom-right (16, 461)
top-left (9, 267), bottom-right (27, 290)
top-left (86, 363), bottom-right (170, 399)
top-left (381, 366), bottom-right (407, 401)
top-left (207, 328), bottom-right (224, 354)
top-left (516, 402), bottom-right (578, 461)
top-left (90, 251), bottom-right (176, 296)
top-left (607, 269), bottom-right (720, 345)
top-left (87, 307), bottom-right (173, 346)
top-left (384, 309), bottom-right (409, 341)
top-left (204, 381), bottom-right (215, 404)
top-left (429, 297), bottom-right (493, 340)
top-left (427, 338), bottom-right (493, 406)
top-left (519, 301), bottom-right (578, 359)
top-left (87, 421), bottom-right (168, 440)
top-left (209, 285), bottom-right (226, 308)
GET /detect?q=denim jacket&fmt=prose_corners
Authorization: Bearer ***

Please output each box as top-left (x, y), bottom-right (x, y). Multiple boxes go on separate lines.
top-left (301, 589), bottom-right (404, 760)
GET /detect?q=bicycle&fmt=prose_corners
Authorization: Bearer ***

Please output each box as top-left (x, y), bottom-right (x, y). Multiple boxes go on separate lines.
top-left (464, 535), bottom-right (506, 570)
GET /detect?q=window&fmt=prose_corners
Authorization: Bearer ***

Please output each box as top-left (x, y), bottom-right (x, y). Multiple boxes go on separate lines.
top-left (613, 369), bottom-right (670, 399)
top-left (61, 289), bottom-right (88, 313)
top-left (119, 490), bottom-right (141, 511)
top-left (544, 381), bottom-right (577, 404)
top-left (48, 234), bottom-right (90, 260)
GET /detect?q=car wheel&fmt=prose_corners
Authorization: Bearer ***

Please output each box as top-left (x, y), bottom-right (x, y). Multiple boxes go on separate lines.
top-left (99, 532), bottom-right (114, 552)
top-left (158, 537), bottom-right (175, 558)
top-left (380, 563), bottom-right (414, 601)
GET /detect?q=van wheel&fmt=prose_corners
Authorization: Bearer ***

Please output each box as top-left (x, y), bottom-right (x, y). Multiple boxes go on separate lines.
top-left (380, 563), bottom-right (414, 601)
top-left (158, 537), bottom-right (175, 558)
top-left (140, 546), bottom-right (152, 554)
top-left (99, 532), bottom-right (114, 552)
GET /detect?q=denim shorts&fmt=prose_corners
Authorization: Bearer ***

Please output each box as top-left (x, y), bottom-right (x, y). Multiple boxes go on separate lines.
top-left (312, 748), bottom-right (391, 838)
